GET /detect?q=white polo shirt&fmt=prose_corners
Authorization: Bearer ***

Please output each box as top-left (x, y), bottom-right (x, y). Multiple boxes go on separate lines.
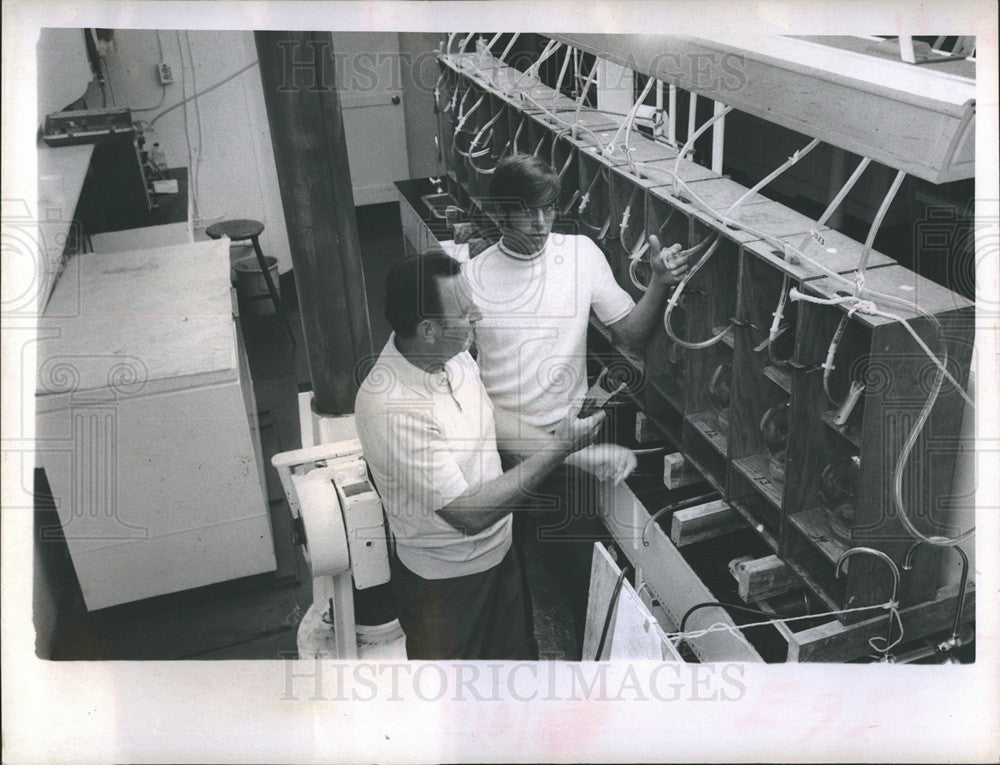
top-left (462, 233), bottom-right (635, 430)
top-left (354, 335), bottom-right (510, 580)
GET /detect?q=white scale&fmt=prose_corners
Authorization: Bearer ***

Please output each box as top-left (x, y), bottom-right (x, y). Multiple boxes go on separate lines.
top-left (272, 440), bottom-right (398, 659)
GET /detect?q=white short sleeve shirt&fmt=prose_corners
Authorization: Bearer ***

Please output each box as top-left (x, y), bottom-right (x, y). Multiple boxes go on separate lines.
top-left (463, 233), bottom-right (635, 430)
top-left (354, 336), bottom-right (511, 579)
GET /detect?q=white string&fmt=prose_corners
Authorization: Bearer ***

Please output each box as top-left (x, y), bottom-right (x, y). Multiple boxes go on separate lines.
top-left (868, 601), bottom-right (904, 657)
top-left (668, 601), bottom-right (902, 643)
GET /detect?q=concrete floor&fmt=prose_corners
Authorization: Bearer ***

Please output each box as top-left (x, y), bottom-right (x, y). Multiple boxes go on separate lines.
top-left (41, 201), bottom-right (576, 661)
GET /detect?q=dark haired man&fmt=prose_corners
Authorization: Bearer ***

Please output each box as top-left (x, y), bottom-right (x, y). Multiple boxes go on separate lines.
top-left (354, 252), bottom-right (606, 660)
top-left (462, 154), bottom-right (690, 654)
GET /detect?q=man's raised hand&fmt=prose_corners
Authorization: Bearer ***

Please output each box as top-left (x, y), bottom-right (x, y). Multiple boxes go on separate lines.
top-left (648, 234), bottom-right (689, 286)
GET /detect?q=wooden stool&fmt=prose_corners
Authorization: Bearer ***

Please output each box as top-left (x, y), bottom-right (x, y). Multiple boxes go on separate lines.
top-left (206, 219), bottom-right (295, 342)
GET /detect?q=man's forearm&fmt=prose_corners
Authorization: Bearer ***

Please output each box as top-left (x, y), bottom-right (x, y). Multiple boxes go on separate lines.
top-left (493, 408), bottom-right (560, 462)
top-left (608, 280), bottom-right (672, 350)
top-left (436, 441), bottom-right (571, 535)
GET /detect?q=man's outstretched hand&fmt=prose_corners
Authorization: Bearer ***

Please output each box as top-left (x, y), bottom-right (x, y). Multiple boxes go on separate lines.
top-left (565, 443), bottom-right (637, 484)
top-left (648, 234), bottom-right (689, 286)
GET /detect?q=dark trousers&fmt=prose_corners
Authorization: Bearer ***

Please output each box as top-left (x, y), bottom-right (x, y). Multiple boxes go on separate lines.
top-left (513, 464), bottom-right (609, 658)
top-left (390, 546), bottom-right (531, 660)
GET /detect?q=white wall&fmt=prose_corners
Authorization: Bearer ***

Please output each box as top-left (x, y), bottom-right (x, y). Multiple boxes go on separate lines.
top-left (399, 32), bottom-right (447, 180)
top-left (37, 28), bottom-right (93, 124)
top-left (83, 30), bottom-right (293, 272)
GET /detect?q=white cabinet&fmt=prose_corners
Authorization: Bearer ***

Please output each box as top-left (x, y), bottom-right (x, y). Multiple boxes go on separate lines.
top-left (36, 239), bottom-right (276, 610)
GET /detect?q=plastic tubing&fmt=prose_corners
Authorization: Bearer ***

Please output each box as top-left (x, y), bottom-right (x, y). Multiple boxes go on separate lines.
top-left (637, 152), bottom-right (971, 414)
top-left (629, 208), bottom-right (679, 293)
top-left (791, 289), bottom-right (974, 545)
top-left (672, 105), bottom-right (735, 177)
top-left (459, 33), bottom-right (476, 54)
top-left (517, 89), bottom-right (607, 150)
top-left (767, 274), bottom-right (794, 366)
top-left (858, 168), bottom-right (906, 279)
top-left (525, 39), bottom-right (562, 81)
top-left (554, 44), bottom-right (573, 96)
top-left (619, 186), bottom-right (646, 256)
top-left (662, 235), bottom-right (730, 349)
top-left (727, 138), bottom-right (821, 214)
top-left (577, 165), bottom-right (611, 240)
top-left (821, 309), bottom-right (855, 406)
top-left (498, 33), bottom-right (521, 64)
top-left (603, 76), bottom-right (655, 170)
top-left (571, 57), bottom-right (600, 138)
top-left (467, 108), bottom-right (505, 174)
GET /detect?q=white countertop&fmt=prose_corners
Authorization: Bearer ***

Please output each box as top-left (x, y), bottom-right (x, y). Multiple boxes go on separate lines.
top-left (37, 238), bottom-right (239, 397)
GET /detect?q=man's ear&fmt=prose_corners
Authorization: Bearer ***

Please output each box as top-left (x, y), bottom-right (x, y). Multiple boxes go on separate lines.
top-left (416, 318), bottom-right (438, 344)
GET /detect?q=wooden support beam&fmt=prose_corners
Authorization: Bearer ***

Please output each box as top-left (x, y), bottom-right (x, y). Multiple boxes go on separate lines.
top-left (729, 554), bottom-right (799, 602)
top-left (786, 584), bottom-right (975, 663)
top-left (670, 499), bottom-right (744, 547)
top-left (254, 31), bottom-right (374, 416)
top-left (662, 452), bottom-right (701, 489)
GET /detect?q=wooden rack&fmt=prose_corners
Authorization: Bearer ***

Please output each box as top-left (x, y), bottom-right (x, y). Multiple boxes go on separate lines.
top-left (434, 36), bottom-right (975, 661)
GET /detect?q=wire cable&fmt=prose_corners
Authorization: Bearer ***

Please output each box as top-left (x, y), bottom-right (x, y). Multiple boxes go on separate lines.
top-left (102, 58), bottom-right (117, 106)
top-left (131, 31), bottom-right (169, 113)
top-left (679, 601), bottom-right (779, 635)
top-left (594, 565), bottom-right (632, 660)
top-left (175, 31), bottom-right (198, 221)
top-left (184, 32), bottom-right (206, 224)
top-left (147, 59), bottom-right (258, 128)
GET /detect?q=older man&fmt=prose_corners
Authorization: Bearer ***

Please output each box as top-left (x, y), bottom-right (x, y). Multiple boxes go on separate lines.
top-left (354, 252), bottom-right (605, 660)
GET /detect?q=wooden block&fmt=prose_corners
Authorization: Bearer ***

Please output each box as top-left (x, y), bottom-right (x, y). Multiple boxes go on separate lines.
top-left (662, 452), bottom-right (700, 489)
top-left (787, 584), bottom-right (975, 663)
top-left (730, 554), bottom-right (799, 602)
top-left (670, 499), bottom-right (744, 547)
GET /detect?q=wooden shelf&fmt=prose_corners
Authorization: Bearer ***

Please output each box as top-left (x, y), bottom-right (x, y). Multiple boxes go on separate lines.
top-left (683, 450), bottom-right (725, 496)
top-left (788, 508), bottom-right (850, 565)
top-left (730, 500), bottom-right (780, 554)
top-left (440, 44), bottom-right (977, 656)
top-left (686, 411), bottom-right (728, 457)
top-left (819, 409), bottom-right (861, 448)
top-left (647, 374), bottom-right (685, 414)
top-left (763, 365), bottom-right (792, 394)
top-left (733, 453), bottom-right (785, 509)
